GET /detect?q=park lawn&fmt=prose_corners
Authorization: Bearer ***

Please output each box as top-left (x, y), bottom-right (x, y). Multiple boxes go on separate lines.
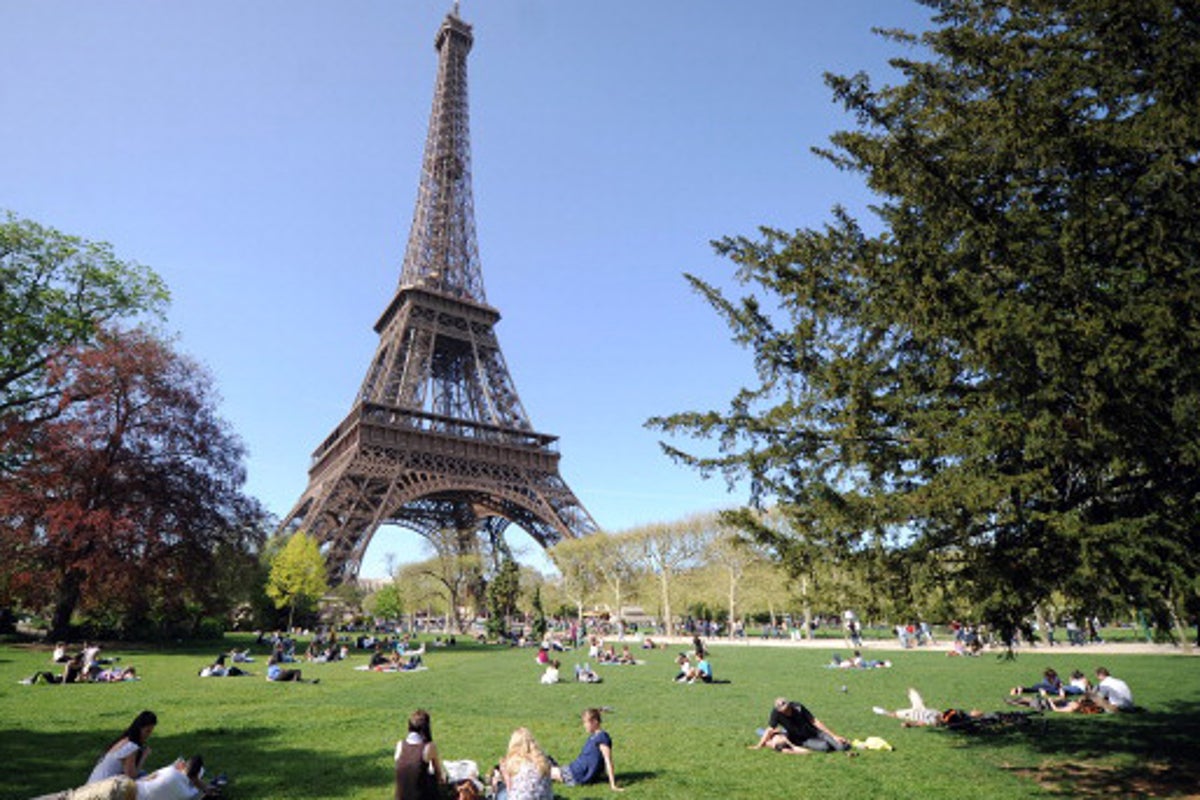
top-left (2, 636), bottom-right (1198, 799)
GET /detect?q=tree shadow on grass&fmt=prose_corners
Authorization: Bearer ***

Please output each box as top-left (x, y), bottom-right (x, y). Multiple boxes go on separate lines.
top-left (2, 725), bottom-right (387, 800)
top-left (939, 700), bottom-right (1200, 796)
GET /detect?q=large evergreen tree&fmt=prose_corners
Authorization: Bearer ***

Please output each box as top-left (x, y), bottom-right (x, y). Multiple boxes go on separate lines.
top-left (652, 0), bottom-right (1200, 640)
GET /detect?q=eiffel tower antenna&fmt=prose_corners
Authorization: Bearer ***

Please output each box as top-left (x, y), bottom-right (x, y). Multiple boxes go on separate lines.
top-left (278, 8), bottom-right (597, 583)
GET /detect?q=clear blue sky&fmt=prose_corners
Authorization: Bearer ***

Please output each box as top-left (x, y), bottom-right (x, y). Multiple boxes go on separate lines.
top-left (1, 1), bottom-right (932, 577)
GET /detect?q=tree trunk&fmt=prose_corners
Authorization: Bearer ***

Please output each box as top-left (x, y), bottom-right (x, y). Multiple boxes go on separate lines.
top-left (660, 571), bottom-right (673, 636)
top-left (727, 573), bottom-right (737, 639)
top-left (49, 569), bottom-right (83, 640)
top-left (614, 579), bottom-right (623, 631)
top-left (1169, 593), bottom-right (1194, 655)
top-left (800, 575), bottom-right (813, 641)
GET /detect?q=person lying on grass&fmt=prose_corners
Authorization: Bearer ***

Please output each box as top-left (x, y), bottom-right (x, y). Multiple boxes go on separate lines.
top-left (23, 653), bottom-right (85, 685)
top-left (266, 652), bottom-right (318, 683)
top-left (876, 689), bottom-right (1043, 728)
top-left (872, 688), bottom-right (974, 727)
top-left (1009, 667), bottom-right (1062, 697)
top-left (751, 697), bottom-right (851, 753)
top-left (34, 754), bottom-right (222, 800)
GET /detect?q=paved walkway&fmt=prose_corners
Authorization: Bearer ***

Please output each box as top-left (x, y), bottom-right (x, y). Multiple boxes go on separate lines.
top-left (652, 636), bottom-right (1196, 656)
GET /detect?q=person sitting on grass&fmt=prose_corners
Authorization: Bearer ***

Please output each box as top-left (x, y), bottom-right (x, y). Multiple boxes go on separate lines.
top-left (550, 708), bottom-right (622, 792)
top-left (750, 697), bottom-right (851, 753)
top-left (692, 655), bottom-right (713, 683)
top-left (672, 653), bottom-right (692, 682)
top-left (1062, 669), bottom-right (1091, 696)
top-left (86, 710), bottom-right (157, 784)
top-left (1093, 666), bottom-right (1134, 711)
top-left (540, 660), bottom-right (561, 685)
top-left (395, 709), bottom-right (445, 800)
top-left (24, 653), bottom-right (85, 685)
top-left (491, 727), bottom-right (553, 800)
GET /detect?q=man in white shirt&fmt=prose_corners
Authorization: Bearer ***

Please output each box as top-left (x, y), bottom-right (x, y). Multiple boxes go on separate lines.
top-left (40, 756), bottom-right (216, 800)
top-left (1094, 667), bottom-right (1134, 711)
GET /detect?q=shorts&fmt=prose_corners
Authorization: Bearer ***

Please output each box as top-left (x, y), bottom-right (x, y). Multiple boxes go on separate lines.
top-left (69, 776), bottom-right (136, 800)
top-left (559, 765), bottom-right (578, 787)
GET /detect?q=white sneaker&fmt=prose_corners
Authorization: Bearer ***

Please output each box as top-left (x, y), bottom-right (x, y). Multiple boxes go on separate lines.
top-left (872, 706), bottom-right (888, 715)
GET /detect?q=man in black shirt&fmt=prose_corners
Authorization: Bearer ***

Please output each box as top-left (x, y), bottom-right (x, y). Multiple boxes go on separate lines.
top-left (751, 697), bottom-right (851, 753)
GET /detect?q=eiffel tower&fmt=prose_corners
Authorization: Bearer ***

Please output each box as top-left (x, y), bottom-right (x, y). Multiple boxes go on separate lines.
top-left (278, 7), bottom-right (597, 583)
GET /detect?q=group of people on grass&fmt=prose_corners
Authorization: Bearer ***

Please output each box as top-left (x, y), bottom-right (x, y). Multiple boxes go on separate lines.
top-left (1007, 665), bottom-right (1135, 713)
top-left (864, 665), bottom-right (1136, 733)
top-left (24, 642), bottom-right (139, 685)
top-left (32, 710), bottom-right (224, 800)
top-left (749, 664), bottom-right (1136, 758)
top-left (394, 707), bottom-right (622, 800)
top-left (26, 631), bottom-right (1145, 800)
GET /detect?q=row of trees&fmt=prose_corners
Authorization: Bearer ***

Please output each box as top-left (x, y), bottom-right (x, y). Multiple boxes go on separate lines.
top-left (356, 511), bottom-right (1134, 642)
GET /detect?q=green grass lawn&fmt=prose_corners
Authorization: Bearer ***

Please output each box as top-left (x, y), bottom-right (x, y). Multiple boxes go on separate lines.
top-left (2, 636), bottom-right (1197, 799)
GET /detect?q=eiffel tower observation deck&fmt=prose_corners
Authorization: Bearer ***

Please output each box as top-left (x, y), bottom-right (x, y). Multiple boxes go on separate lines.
top-left (278, 6), bottom-right (597, 583)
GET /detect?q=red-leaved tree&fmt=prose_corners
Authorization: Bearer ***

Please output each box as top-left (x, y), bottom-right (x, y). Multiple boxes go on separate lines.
top-left (0, 327), bottom-right (265, 639)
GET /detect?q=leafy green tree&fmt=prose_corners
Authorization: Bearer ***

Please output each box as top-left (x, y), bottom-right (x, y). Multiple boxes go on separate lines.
top-left (632, 517), bottom-right (709, 636)
top-left (395, 561), bottom-right (444, 631)
top-left (651, 0), bottom-right (1200, 641)
top-left (367, 583), bottom-right (404, 622)
top-left (419, 527), bottom-right (484, 633)
top-left (703, 519), bottom-right (770, 637)
top-left (266, 532), bottom-right (329, 630)
top-left (548, 536), bottom-right (601, 627)
top-left (590, 531), bottom-right (641, 629)
top-left (0, 212), bottom-right (168, 424)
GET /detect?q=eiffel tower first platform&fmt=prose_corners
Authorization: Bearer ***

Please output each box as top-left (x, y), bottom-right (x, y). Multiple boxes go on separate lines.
top-left (278, 7), bottom-right (597, 583)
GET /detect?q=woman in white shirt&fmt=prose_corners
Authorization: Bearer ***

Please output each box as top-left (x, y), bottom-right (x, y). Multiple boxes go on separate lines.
top-left (86, 710), bottom-right (157, 784)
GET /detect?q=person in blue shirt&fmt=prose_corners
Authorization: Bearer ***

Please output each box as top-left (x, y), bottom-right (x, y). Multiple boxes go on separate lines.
top-left (550, 708), bottom-right (622, 791)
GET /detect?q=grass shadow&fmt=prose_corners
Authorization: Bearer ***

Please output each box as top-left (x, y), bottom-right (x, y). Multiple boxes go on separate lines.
top-left (2, 724), bottom-right (387, 799)
top-left (940, 699), bottom-right (1200, 796)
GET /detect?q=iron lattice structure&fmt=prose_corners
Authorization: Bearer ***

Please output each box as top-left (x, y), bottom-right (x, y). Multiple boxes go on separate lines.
top-left (278, 9), bottom-right (597, 583)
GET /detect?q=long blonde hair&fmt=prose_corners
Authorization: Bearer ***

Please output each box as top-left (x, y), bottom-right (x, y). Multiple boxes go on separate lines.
top-left (504, 727), bottom-right (550, 777)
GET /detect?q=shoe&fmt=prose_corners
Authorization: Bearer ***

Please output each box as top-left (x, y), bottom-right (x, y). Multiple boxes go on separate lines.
top-left (872, 706), bottom-right (888, 715)
top-left (311, 678), bottom-right (320, 685)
